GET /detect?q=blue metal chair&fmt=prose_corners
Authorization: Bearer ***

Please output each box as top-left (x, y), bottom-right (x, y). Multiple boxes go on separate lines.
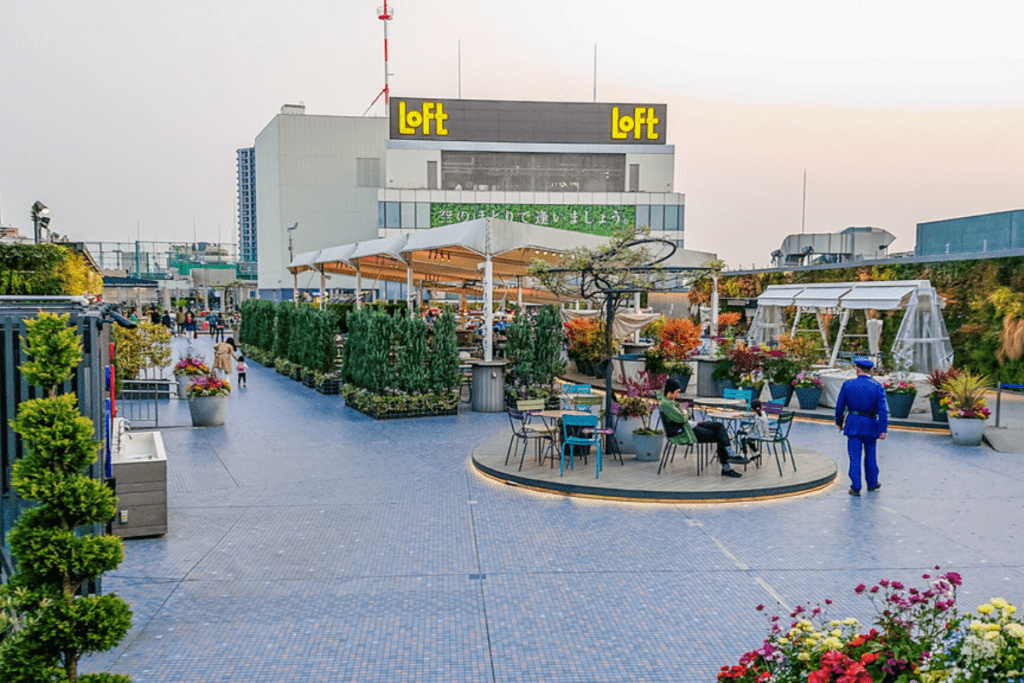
top-left (560, 414), bottom-right (602, 478)
top-left (723, 388), bottom-right (753, 410)
top-left (748, 412), bottom-right (797, 476)
top-left (564, 384), bottom-right (591, 394)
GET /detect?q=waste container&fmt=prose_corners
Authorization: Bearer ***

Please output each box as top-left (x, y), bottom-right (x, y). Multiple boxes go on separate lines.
top-left (470, 360), bottom-right (509, 412)
top-left (695, 356), bottom-right (719, 397)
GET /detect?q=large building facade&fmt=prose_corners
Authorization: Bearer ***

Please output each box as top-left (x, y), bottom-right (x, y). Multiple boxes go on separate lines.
top-left (236, 147), bottom-right (257, 265)
top-left (252, 98), bottom-right (686, 297)
top-left (916, 209), bottom-right (1024, 257)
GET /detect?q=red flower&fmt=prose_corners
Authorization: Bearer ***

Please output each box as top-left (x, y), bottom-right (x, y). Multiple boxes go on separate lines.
top-left (860, 652), bottom-right (878, 665)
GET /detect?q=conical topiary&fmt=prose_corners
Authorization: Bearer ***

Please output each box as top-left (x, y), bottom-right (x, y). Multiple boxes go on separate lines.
top-left (0, 312), bottom-right (133, 682)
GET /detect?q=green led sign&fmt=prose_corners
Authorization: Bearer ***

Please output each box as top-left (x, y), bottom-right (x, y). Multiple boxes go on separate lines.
top-left (430, 203), bottom-right (636, 236)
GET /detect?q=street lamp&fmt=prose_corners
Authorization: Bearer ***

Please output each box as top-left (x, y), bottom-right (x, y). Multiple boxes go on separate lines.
top-left (31, 201), bottom-right (50, 244)
top-left (287, 222), bottom-right (298, 305)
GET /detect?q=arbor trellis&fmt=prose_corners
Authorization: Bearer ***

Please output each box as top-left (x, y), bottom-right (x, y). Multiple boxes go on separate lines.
top-left (529, 226), bottom-right (679, 426)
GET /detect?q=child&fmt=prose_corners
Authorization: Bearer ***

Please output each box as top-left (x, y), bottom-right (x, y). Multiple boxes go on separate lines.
top-left (236, 354), bottom-right (247, 388)
top-left (739, 399), bottom-right (771, 456)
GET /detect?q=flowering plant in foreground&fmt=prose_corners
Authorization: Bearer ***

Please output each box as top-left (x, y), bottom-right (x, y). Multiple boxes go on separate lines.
top-left (719, 568), bottom-right (1024, 682)
top-left (173, 355), bottom-right (210, 376)
top-left (792, 371), bottom-right (823, 389)
top-left (185, 374), bottom-right (231, 397)
top-left (883, 380), bottom-right (917, 395)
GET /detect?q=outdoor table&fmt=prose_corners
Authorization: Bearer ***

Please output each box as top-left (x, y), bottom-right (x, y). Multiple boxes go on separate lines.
top-left (703, 409), bottom-right (754, 448)
top-left (691, 396), bottom-right (747, 411)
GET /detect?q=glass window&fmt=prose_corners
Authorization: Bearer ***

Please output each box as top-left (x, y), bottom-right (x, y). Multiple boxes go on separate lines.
top-left (378, 202), bottom-right (386, 228)
top-left (401, 202), bottom-right (415, 228)
top-left (636, 204), bottom-right (650, 229)
top-left (385, 202), bottom-right (400, 228)
top-left (678, 204), bottom-right (685, 231)
top-left (664, 205), bottom-right (678, 232)
top-left (650, 205), bottom-right (664, 231)
top-left (416, 202), bottom-right (431, 229)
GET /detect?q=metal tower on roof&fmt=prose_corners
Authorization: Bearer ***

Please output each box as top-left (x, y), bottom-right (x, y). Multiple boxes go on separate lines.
top-left (363, 1), bottom-right (394, 116)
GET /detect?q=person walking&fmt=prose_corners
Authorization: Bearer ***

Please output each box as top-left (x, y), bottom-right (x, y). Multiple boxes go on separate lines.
top-left (207, 310), bottom-right (218, 337)
top-left (175, 308), bottom-right (186, 337)
top-left (834, 357), bottom-right (888, 496)
top-left (214, 313), bottom-right (225, 342)
top-left (236, 354), bottom-right (247, 388)
top-left (213, 337), bottom-right (237, 379)
top-left (184, 312), bottom-right (197, 345)
top-left (660, 378), bottom-right (749, 478)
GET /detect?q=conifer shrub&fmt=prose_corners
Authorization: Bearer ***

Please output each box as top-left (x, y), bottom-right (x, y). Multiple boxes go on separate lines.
top-left (0, 312), bottom-right (132, 682)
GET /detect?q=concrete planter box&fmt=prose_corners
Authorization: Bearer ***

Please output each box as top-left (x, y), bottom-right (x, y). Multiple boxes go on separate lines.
top-left (111, 419), bottom-right (167, 538)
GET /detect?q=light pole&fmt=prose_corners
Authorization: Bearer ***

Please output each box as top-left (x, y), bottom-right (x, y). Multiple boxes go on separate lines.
top-left (31, 201), bottom-right (50, 244)
top-left (287, 222), bottom-right (298, 305)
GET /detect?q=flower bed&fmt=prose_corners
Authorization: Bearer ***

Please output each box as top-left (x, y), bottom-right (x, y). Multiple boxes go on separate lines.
top-left (341, 385), bottom-right (459, 420)
top-left (719, 568), bottom-right (1024, 683)
top-left (185, 374), bottom-right (231, 397)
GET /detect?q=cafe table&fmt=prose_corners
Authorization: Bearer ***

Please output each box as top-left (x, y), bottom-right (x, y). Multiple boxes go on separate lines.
top-left (702, 409), bottom-right (755, 450)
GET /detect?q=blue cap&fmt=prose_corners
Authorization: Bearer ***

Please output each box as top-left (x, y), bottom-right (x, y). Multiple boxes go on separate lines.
top-left (853, 357), bottom-right (874, 369)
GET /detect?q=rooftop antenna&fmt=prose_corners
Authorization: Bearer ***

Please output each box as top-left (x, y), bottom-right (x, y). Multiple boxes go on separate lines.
top-left (801, 169), bottom-right (807, 234)
top-left (593, 44), bottom-right (597, 102)
top-left (363, 1), bottom-right (394, 116)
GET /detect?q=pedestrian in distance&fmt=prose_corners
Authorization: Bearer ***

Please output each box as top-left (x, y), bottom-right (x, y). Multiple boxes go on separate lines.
top-left (207, 311), bottom-right (218, 337)
top-left (236, 354), bottom-right (247, 388)
top-left (175, 308), bottom-right (186, 337)
top-left (659, 378), bottom-right (749, 478)
top-left (213, 337), bottom-right (237, 379)
top-left (161, 310), bottom-right (173, 331)
top-left (184, 312), bottom-right (197, 345)
top-left (214, 313), bottom-right (225, 343)
top-left (738, 399), bottom-right (770, 457)
top-left (834, 357), bottom-right (888, 496)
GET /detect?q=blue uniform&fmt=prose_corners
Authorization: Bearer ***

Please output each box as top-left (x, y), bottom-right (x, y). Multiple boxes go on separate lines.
top-left (834, 374), bottom-right (888, 491)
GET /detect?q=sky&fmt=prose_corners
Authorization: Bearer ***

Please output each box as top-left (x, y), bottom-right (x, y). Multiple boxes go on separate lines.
top-left (2, 0), bottom-right (1023, 268)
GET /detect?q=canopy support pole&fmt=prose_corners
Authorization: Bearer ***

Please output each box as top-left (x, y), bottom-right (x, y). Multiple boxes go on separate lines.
top-left (406, 265), bottom-right (414, 314)
top-left (517, 276), bottom-right (523, 310)
top-left (633, 291), bottom-right (641, 343)
top-left (319, 267), bottom-right (326, 310)
top-left (484, 256), bottom-right (494, 362)
top-left (355, 268), bottom-right (362, 310)
top-left (710, 271), bottom-right (719, 337)
top-left (830, 308), bottom-right (851, 367)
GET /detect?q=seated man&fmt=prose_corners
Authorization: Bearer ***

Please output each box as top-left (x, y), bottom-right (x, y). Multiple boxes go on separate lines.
top-left (659, 378), bottom-right (748, 478)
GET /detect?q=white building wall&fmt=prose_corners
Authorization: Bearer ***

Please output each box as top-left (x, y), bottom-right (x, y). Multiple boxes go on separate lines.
top-left (386, 148), bottom-right (441, 189)
top-left (626, 152), bottom-right (674, 193)
top-left (255, 112), bottom-right (388, 292)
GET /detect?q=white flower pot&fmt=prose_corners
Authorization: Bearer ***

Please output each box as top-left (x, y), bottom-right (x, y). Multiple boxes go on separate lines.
top-left (632, 432), bottom-right (664, 462)
top-left (188, 395), bottom-right (228, 427)
top-left (949, 416), bottom-right (986, 447)
top-left (176, 375), bottom-right (191, 399)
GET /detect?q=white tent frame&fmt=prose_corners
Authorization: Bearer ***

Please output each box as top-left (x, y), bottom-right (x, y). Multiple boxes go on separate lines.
top-left (748, 280), bottom-right (953, 373)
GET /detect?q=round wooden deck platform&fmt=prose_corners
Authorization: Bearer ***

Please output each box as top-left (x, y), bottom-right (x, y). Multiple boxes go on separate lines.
top-left (471, 435), bottom-right (839, 503)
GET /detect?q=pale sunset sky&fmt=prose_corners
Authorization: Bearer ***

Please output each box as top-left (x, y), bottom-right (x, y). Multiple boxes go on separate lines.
top-left (2, 0), bottom-right (1022, 267)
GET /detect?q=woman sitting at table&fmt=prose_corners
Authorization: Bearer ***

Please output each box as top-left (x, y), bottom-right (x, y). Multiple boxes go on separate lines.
top-left (659, 378), bottom-right (749, 478)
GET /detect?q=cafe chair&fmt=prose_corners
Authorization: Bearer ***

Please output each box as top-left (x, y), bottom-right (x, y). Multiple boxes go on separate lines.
top-left (573, 394), bottom-right (603, 413)
top-left (748, 412), bottom-right (797, 477)
top-left (560, 414), bottom-right (603, 478)
top-left (658, 418), bottom-right (711, 476)
top-left (723, 388), bottom-right (753, 411)
top-left (595, 401), bottom-right (624, 466)
top-left (506, 408), bottom-right (555, 471)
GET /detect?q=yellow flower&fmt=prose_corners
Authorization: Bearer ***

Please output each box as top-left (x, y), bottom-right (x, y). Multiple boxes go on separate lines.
top-left (1005, 623), bottom-right (1024, 639)
top-left (842, 617), bottom-right (859, 626)
top-left (831, 629), bottom-right (842, 637)
top-left (798, 652), bottom-right (811, 662)
top-left (970, 620), bottom-right (984, 632)
top-left (823, 637), bottom-right (843, 650)
top-left (829, 620), bottom-right (841, 627)
top-left (779, 638), bottom-right (790, 645)
top-left (984, 631), bottom-right (1001, 641)
top-left (977, 603), bottom-right (995, 615)
top-left (992, 598), bottom-right (1009, 609)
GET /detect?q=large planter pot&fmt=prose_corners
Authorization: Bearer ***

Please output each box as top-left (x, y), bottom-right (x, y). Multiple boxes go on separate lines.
top-left (930, 396), bottom-right (948, 423)
top-left (886, 392), bottom-right (916, 419)
top-left (593, 358), bottom-right (610, 380)
top-left (614, 415), bottom-right (639, 454)
top-left (175, 374), bottom-right (192, 399)
top-left (768, 383), bottom-right (794, 406)
top-left (671, 373), bottom-right (692, 394)
top-left (188, 395), bottom-right (228, 427)
top-left (715, 378), bottom-right (737, 397)
top-left (794, 386), bottom-right (823, 410)
top-left (632, 432), bottom-right (664, 462)
top-left (949, 416), bottom-right (986, 446)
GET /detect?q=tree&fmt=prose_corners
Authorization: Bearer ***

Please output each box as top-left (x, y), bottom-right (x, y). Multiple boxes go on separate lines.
top-left (273, 301), bottom-right (292, 359)
top-left (528, 225), bottom-right (676, 424)
top-left (429, 310), bottom-right (460, 394)
top-left (1, 312), bottom-right (132, 682)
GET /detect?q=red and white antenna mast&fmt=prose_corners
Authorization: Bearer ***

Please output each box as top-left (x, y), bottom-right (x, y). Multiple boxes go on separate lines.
top-left (363, 1), bottom-right (393, 116)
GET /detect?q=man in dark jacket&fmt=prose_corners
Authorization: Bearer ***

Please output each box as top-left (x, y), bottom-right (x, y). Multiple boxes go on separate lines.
top-left (835, 357), bottom-right (888, 496)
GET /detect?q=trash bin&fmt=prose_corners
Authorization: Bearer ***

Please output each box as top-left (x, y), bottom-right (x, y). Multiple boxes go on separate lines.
top-left (470, 360), bottom-right (509, 412)
top-left (695, 356), bottom-right (719, 397)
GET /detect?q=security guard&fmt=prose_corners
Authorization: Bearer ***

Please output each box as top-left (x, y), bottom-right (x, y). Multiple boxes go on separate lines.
top-left (834, 357), bottom-right (888, 496)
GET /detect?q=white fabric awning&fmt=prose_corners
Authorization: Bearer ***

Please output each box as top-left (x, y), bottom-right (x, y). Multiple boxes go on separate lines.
top-left (756, 285), bottom-right (806, 306)
top-left (288, 250), bottom-right (322, 274)
top-left (793, 286), bottom-right (851, 308)
top-left (839, 285), bottom-right (917, 310)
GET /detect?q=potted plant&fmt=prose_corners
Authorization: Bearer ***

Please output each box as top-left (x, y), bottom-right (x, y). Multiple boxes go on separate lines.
top-left (941, 370), bottom-right (991, 446)
top-left (712, 341), bottom-right (767, 397)
top-left (173, 353), bottom-right (210, 399)
top-left (644, 317), bottom-right (699, 393)
top-left (925, 367), bottom-right (959, 423)
top-left (619, 396), bottom-right (662, 461)
top-left (883, 377), bottom-right (917, 419)
top-left (186, 373), bottom-right (232, 426)
top-left (736, 370), bottom-right (765, 403)
top-left (615, 369), bottom-right (666, 456)
top-left (565, 317), bottom-right (603, 377)
top-left (763, 348), bottom-right (799, 405)
top-left (792, 370), bottom-right (823, 409)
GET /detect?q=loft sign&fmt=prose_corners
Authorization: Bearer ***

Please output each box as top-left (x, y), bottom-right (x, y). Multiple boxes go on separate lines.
top-left (611, 106), bottom-right (659, 141)
top-left (397, 101), bottom-right (448, 136)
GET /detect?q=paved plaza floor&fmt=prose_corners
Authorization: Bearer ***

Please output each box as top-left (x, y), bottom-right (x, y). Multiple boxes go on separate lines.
top-left (82, 336), bottom-right (1024, 682)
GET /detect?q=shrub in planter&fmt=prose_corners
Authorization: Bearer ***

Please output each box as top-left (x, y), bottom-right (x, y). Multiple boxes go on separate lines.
top-left (883, 378), bottom-right (917, 419)
top-left (3, 312), bottom-right (133, 682)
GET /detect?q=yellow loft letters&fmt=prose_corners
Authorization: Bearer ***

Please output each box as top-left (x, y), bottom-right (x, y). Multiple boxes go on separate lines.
top-left (398, 101), bottom-right (449, 136)
top-left (611, 106), bottom-right (659, 140)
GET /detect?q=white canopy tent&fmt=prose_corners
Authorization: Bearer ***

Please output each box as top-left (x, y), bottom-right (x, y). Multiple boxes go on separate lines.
top-left (289, 217), bottom-right (715, 363)
top-left (747, 280), bottom-right (953, 373)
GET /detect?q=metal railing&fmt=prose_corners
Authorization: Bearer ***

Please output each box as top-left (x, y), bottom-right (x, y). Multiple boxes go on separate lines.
top-left (117, 379), bottom-right (174, 428)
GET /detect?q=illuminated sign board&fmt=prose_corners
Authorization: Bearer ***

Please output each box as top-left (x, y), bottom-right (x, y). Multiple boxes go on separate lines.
top-left (390, 98), bottom-right (666, 144)
top-left (431, 203), bottom-right (636, 236)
